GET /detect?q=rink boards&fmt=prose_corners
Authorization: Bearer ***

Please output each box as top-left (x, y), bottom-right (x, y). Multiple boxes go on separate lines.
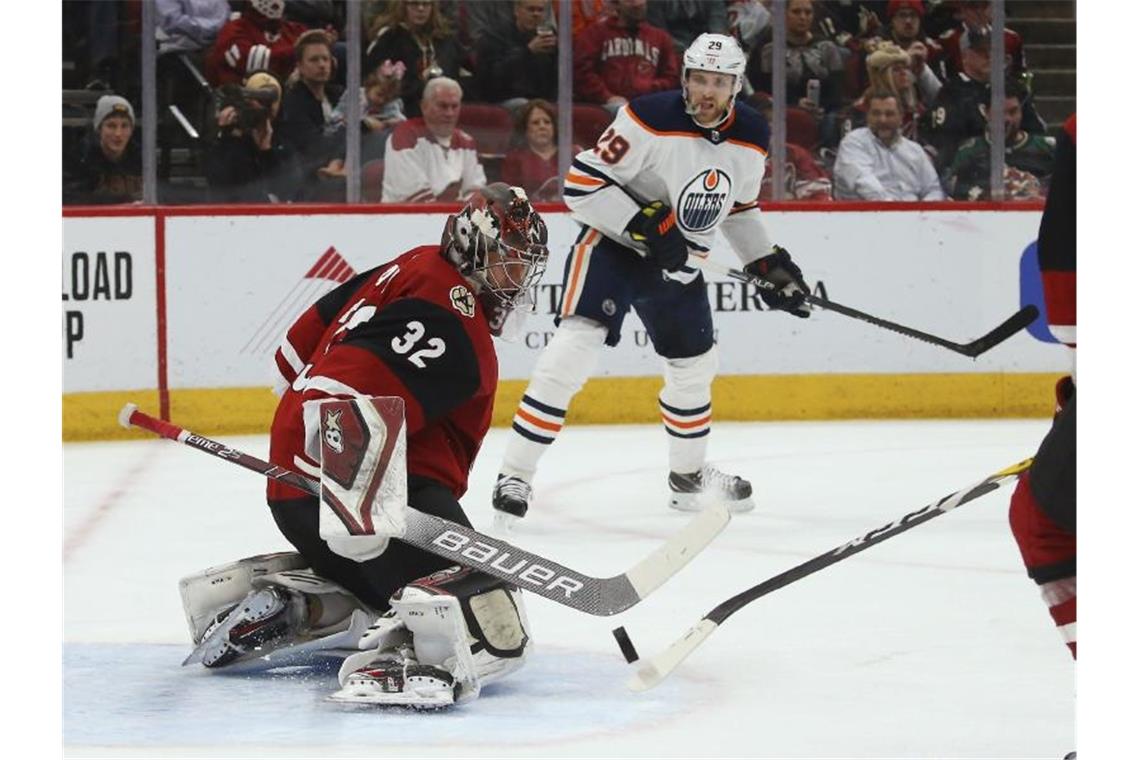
top-left (61, 203), bottom-right (1068, 440)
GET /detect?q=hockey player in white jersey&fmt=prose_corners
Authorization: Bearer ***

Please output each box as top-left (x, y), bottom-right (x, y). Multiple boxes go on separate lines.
top-left (493, 33), bottom-right (812, 525)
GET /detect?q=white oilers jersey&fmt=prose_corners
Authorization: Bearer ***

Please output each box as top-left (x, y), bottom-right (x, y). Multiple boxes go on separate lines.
top-left (563, 90), bottom-right (774, 276)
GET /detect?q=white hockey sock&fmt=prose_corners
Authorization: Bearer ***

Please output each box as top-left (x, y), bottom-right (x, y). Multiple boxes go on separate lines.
top-left (659, 348), bottom-right (717, 474)
top-left (501, 317), bottom-right (606, 481)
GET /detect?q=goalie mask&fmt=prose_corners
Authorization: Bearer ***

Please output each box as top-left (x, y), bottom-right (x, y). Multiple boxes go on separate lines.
top-left (441, 184), bottom-right (549, 336)
top-left (682, 33), bottom-right (746, 129)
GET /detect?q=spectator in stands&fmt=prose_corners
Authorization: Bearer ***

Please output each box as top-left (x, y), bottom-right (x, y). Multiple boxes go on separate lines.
top-left (727, 0), bottom-right (771, 55)
top-left (464, 0), bottom-right (554, 47)
top-left (573, 0), bottom-right (680, 112)
top-left (156, 0), bottom-right (230, 56)
top-left (840, 42), bottom-right (931, 142)
top-left (856, 2), bottom-right (943, 102)
top-left (834, 91), bottom-right (944, 201)
top-left (64, 95), bottom-right (143, 205)
top-left (501, 99), bottom-right (575, 201)
top-left (365, 0), bottom-right (464, 118)
top-left (333, 59), bottom-right (409, 162)
top-left (280, 30), bottom-right (347, 190)
top-left (920, 25), bottom-right (1045, 171)
top-left (943, 87), bottom-right (1056, 201)
top-left (475, 0), bottom-right (559, 109)
top-left (285, 1), bottom-right (349, 86)
top-left (382, 76), bottom-right (488, 202)
top-left (934, 0), bottom-right (1026, 83)
top-left (205, 70), bottom-right (300, 202)
top-left (746, 0), bottom-right (846, 141)
top-left (646, 0), bottom-right (729, 56)
top-left (206, 0), bottom-right (309, 87)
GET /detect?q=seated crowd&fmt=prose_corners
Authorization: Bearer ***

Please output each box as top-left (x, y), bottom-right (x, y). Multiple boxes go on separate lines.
top-left (62, 0), bottom-right (1060, 206)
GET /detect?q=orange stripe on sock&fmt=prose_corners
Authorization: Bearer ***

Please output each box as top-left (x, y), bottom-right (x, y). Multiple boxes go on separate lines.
top-left (516, 407), bottom-right (563, 432)
top-left (661, 413), bottom-right (712, 430)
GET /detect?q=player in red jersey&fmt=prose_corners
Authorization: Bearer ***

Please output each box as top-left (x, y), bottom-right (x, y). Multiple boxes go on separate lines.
top-left (177, 184), bottom-right (550, 707)
top-left (1008, 114), bottom-right (1075, 659)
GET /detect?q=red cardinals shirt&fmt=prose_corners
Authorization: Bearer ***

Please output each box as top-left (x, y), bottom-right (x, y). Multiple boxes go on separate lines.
top-left (269, 246), bottom-right (498, 503)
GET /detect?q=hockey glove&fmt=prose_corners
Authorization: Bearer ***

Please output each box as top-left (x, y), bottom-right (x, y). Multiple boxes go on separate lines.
top-left (745, 246), bottom-right (811, 318)
top-left (626, 201), bottom-right (688, 272)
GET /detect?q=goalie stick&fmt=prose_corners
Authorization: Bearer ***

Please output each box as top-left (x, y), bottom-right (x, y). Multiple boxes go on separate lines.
top-left (612, 457), bottom-right (1033, 691)
top-left (119, 403), bottom-right (729, 617)
top-left (693, 256), bottom-right (1038, 359)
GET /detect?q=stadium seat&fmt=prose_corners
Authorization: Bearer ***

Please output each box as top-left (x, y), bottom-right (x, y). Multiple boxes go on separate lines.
top-left (457, 103), bottom-right (514, 157)
top-left (571, 104), bottom-right (611, 148)
top-left (785, 106), bottom-right (820, 150)
top-left (362, 159), bottom-right (384, 202)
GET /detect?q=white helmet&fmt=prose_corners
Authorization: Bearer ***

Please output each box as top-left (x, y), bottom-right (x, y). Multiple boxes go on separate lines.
top-left (681, 33), bottom-right (747, 126)
top-left (249, 0), bottom-right (285, 20)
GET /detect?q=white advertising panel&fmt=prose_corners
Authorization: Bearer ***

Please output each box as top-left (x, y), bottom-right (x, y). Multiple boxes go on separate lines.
top-left (62, 216), bottom-right (157, 392)
top-left (163, 210), bottom-right (1067, 389)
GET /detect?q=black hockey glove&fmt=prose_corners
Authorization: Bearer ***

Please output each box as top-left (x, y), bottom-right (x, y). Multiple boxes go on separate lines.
top-left (626, 201), bottom-right (688, 272)
top-left (744, 245), bottom-right (811, 318)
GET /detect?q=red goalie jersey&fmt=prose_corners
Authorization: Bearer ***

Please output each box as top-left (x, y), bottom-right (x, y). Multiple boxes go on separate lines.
top-left (268, 246), bottom-right (498, 503)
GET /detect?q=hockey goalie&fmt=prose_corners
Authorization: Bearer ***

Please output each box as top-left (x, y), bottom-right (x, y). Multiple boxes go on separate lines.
top-left (176, 185), bottom-right (550, 708)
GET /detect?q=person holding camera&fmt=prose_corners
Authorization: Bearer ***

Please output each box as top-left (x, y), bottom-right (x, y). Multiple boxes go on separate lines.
top-left (205, 71), bottom-right (299, 203)
top-left (474, 0), bottom-right (559, 110)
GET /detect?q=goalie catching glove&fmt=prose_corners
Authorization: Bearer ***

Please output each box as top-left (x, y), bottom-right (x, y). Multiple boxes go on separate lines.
top-left (626, 201), bottom-right (689, 272)
top-left (744, 245), bottom-right (811, 318)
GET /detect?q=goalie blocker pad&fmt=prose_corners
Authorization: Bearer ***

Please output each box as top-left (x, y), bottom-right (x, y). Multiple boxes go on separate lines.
top-left (317, 396), bottom-right (409, 562)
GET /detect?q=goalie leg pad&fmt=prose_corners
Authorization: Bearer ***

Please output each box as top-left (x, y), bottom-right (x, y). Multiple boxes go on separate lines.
top-left (331, 567), bottom-right (531, 708)
top-left (178, 551), bottom-right (307, 645)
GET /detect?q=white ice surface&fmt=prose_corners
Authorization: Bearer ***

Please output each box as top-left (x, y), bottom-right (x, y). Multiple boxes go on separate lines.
top-left (63, 420), bottom-right (1074, 758)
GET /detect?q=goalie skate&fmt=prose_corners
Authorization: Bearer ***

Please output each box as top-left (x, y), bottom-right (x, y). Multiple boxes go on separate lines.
top-left (186, 586), bottom-right (306, 668)
top-left (329, 651), bottom-right (458, 709)
top-left (668, 465), bottom-right (754, 513)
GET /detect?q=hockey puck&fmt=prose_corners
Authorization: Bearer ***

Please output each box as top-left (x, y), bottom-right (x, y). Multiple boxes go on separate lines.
top-left (612, 626), bottom-right (639, 664)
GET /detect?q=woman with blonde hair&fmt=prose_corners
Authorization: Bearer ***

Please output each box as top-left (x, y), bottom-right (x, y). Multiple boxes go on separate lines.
top-left (364, 0), bottom-right (462, 117)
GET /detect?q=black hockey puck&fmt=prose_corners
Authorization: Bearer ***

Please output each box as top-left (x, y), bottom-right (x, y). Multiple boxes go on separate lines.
top-left (612, 626), bottom-right (639, 664)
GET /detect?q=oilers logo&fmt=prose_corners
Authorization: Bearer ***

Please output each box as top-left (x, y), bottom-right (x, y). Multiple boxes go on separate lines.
top-left (677, 169), bottom-right (732, 232)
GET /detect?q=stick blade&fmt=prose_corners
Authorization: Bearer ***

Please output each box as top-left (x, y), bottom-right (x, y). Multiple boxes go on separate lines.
top-left (960, 305), bottom-right (1039, 357)
top-left (625, 619), bottom-right (718, 692)
top-left (622, 502), bottom-right (731, 600)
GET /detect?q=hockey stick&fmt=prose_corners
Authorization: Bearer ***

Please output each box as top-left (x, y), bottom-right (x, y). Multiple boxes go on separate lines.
top-left (611, 458), bottom-right (1033, 690)
top-left (694, 256), bottom-right (1038, 359)
top-left (119, 404), bottom-right (729, 617)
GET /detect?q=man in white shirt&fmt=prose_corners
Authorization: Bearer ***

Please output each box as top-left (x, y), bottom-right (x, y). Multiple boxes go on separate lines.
top-left (381, 77), bottom-right (488, 202)
top-left (833, 92), bottom-right (944, 201)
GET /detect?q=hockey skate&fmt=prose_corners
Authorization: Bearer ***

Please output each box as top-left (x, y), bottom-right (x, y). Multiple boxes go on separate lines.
top-left (330, 646), bottom-right (459, 709)
top-left (187, 585), bottom-right (308, 668)
top-left (492, 474), bottom-right (532, 531)
top-left (668, 465), bottom-right (755, 513)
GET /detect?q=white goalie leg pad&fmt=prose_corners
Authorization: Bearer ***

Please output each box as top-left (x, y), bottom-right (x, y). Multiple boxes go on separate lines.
top-left (660, 346), bottom-right (718, 474)
top-left (331, 567), bottom-right (531, 708)
top-left (178, 551), bottom-right (308, 645)
top-left (183, 564), bottom-right (375, 670)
